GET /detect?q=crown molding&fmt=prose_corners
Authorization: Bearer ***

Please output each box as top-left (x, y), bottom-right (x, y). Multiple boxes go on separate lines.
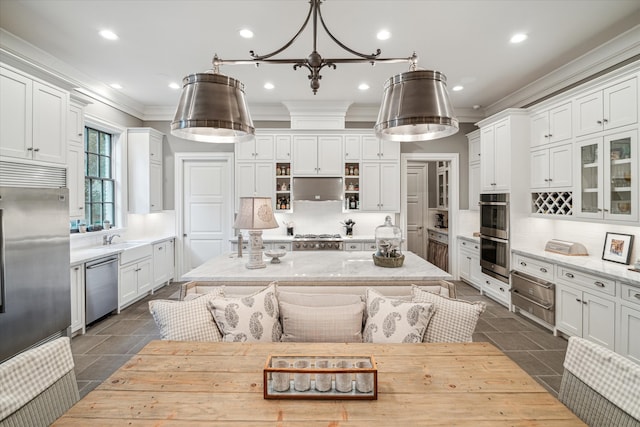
top-left (485, 24), bottom-right (640, 116)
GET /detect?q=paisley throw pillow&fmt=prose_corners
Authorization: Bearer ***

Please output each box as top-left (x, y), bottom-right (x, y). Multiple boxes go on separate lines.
top-left (207, 283), bottom-right (282, 342)
top-left (362, 288), bottom-right (434, 343)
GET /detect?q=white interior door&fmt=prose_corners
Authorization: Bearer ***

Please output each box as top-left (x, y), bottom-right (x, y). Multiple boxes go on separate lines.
top-left (406, 163), bottom-right (428, 260)
top-left (180, 157), bottom-right (232, 274)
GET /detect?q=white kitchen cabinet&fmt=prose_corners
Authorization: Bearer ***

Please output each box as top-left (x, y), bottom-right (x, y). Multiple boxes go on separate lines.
top-left (468, 131), bottom-right (481, 165)
top-left (457, 238), bottom-right (481, 290)
top-left (574, 77), bottom-right (637, 137)
top-left (619, 284), bottom-right (640, 364)
top-left (236, 135), bottom-right (274, 161)
top-left (360, 162), bottom-right (400, 212)
top-left (344, 242), bottom-right (363, 251)
top-left (292, 135), bottom-right (343, 175)
top-left (0, 66), bottom-right (68, 165)
top-left (480, 272), bottom-right (510, 307)
top-left (556, 282), bottom-right (616, 350)
top-left (120, 257), bottom-right (152, 308)
top-left (529, 102), bottom-right (572, 147)
top-left (235, 162), bottom-right (274, 208)
top-left (469, 163), bottom-right (480, 211)
top-left (67, 100), bottom-right (84, 144)
top-left (362, 135), bottom-right (400, 160)
top-left (574, 129), bottom-right (637, 221)
top-left (70, 264), bottom-right (85, 335)
top-left (437, 164), bottom-right (449, 209)
top-left (153, 239), bottom-right (175, 289)
top-left (127, 128), bottom-right (164, 214)
top-left (344, 135), bottom-right (362, 161)
top-left (530, 143), bottom-right (573, 189)
top-left (275, 135), bottom-right (291, 161)
top-left (67, 140), bottom-right (85, 219)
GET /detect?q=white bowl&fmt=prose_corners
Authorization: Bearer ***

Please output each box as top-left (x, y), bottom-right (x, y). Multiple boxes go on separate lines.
top-left (265, 250), bottom-right (286, 264)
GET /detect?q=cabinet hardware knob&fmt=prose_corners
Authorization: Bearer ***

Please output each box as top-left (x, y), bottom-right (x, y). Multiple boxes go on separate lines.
top-left (33, 148), bottom-right (40, 152)
top-left (462, 242), bottom-right (466, 245)
top-left (594, 281), bottom-right (605, 288)
top-left (597, 120), bottom-right (602, 125)
top-left (634, 294), bottom-right (640, 299)
top-left (540, 268), bottom-right (547, 273)
top-left (27, 147), bottom-right (33, 151)
top-left (79, 207), bottom-right (83, 210)
top-left (78, 133), bottom-right (83, 136)
top-left (499, 287), bottom-right (504, 292)
top-left (183, 233), bottom-right (187, 237)
top-left (74, 267), bottom-right (79, 271)
top-left (603, 208), bottom-right (609, 212)
top-left (544, 134), bottom-right (549, 138)
top-left (576, 298), bottom-right (581, 303)
top-left (544, 178), bottom-right (549, 182)
top-left (486, 281), bottom-right (490, 285)
top-left (565, 272), bottom-right (574, 278)
top-left (603, 118), bottom-right (608, 123)
top-left (548, 178), bottom-right (553, 182)
top-left (583, 301), bottom-right (588, 305)
top-left (520, 261), bottom-right (527, 266)
top-left (548, 134), bottom-right (552, 137)
top-left (467, 257), bottom-right (471, 260)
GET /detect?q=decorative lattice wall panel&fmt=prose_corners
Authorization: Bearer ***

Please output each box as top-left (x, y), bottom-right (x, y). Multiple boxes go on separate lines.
top-left (532, 192), bottom-right (573, 216)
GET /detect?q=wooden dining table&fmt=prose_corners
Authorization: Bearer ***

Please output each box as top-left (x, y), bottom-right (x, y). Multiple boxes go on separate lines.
top-left (55, 340), bottom-right (585, 426)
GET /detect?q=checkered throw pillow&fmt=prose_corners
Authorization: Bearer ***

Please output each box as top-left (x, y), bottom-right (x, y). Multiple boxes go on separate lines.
top-left (149, 288), bottom-right (225, 341)
top-left (411, 285), bottom-right (485, 343)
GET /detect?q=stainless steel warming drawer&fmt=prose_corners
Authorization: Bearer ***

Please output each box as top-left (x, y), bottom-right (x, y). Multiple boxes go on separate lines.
top-left (510, 270), bottom-right (555, 325)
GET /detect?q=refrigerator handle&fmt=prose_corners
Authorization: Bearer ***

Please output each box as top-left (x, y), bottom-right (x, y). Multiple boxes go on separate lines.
top-left (0, 207), bottom-right (4, 313)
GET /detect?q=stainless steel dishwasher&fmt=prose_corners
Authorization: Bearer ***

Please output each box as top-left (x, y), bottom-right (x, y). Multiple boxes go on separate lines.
top-left (85, 256), bottom-right (119, 325)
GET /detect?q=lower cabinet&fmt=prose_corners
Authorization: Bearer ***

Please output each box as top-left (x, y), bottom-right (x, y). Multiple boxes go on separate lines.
top-left (556, 282), bottom-right (616, 350)
top-left (153, 239), bottom-right (175, 289)
top-left (70, 264), bottom-right (85, 335)
top-left (120, 257), bottom-right (152, 309)
top-left (481, 273), bottom-right (510, 307)
top-left (618, 283), bottom-right (640, 364)
top-left (457, 239), bottom-right (481, 290)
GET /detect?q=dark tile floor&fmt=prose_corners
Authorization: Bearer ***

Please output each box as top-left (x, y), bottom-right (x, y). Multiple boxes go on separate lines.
top-left (70, 280), bottom-right (568, 398)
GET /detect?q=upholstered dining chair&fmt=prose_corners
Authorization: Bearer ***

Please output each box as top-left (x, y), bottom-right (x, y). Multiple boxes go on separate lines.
top-left (0, 337), bottom-right (79, 427)
top-left (558, 336), bottom-right (640, 427)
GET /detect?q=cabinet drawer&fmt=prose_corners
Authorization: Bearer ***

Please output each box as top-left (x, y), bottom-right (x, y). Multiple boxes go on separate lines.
top-left (363, 241), bottom-right (377, 251)
top-left (481, 274), bottom-right (510, 305)
top-left (556, 266), bottom-right (615, 296)
top-left (344, 242), bottom-right (363, 251)
top-left (271, 242), bottom-right (292, 251)
top-left (621, 283), bottom-right (640, 307)
top-left (513, 254), bottom-right (553, 281)
top-left (458, 239), bottom-right (479, 254)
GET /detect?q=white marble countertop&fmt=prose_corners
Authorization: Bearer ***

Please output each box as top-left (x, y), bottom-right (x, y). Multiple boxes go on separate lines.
top-left (182, 250), bottom-right (451, 282)
top-left (70, 235), bottom-right (175, 265)
top-left (458, 234), bottom-right (481, 244)
top-left (511, 247), bottom-right (640, 287)
top-left (230, 235), bottom-right (376, 243)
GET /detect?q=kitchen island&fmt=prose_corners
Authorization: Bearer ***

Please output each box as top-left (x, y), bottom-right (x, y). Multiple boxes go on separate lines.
top-left (181, 250), bottom-right (452, 296)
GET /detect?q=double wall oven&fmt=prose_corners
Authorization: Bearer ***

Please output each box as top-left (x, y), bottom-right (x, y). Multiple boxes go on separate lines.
top-left (479, 193), bottom-right (510, 283)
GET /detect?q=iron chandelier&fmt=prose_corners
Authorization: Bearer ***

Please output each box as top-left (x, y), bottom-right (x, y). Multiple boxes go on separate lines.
top-left (171, 0), bottom-right (458, 143)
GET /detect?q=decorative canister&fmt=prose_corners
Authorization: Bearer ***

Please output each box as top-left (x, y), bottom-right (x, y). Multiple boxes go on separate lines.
top-left (373, 216), bottom-right (404, 267)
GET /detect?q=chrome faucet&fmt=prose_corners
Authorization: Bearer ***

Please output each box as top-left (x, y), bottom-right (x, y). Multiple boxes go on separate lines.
top-left (103, 234), bottom-right (121, 245)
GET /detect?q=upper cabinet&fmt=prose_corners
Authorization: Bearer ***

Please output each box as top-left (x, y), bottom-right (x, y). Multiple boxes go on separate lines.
top-left (275, 135), bottom-right (291, 161)
top-left (574, 77), bottom-right (637, 137)
top-left (574, 129), bottom-right (637, 222)
top-left (0, 65), bottom-right (68, 165)
top-left (467, 130), bottom-right (481, 211)
top-left (360, 162), bottom-right (400, 212)
top-left (292, 135), bottom-right (343, 175)
top-left (530, 102), bottom-right (572, 147)
top-left (361, 135), bottom-right (400, 161)
top-left (127, 128), bottom-right (164, 214)
top-left (236, 135), bottom-right (274, 161)
top-left (67, 99), bottom-right (87, 219)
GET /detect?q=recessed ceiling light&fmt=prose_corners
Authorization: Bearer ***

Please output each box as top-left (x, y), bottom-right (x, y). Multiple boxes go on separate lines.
top-left (510, 33), bottom-right (528, 44)
top-left (169, 82), bottom-right (181, 90)
top-left (452, 85), bottom-right (463, 91)
top-left (264, 82), bottom-right (275, 90)
top-left (376, 30), bottom-right (391, 41)
top-left (110, 83), bottom-right (122, 89)
top-left (239, 28), bottom-right (254, 39)
top-left (99, 29), bottom-right (119, 40)
top-left (358, 83), bottom-right (370, 91)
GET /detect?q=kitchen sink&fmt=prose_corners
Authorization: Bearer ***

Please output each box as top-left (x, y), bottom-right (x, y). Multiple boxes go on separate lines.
top-left (107, 241), bottom-right (147, 250)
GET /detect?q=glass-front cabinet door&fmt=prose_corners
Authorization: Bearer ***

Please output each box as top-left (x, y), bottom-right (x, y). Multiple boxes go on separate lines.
top-left (575, 130), bottom-right (637, 221)
top-left (605, 130), bottom-right (637, 221)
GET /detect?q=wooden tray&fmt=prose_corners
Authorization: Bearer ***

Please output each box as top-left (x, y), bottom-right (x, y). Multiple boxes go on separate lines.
top-left (263, 354), bottom-right (378, 400)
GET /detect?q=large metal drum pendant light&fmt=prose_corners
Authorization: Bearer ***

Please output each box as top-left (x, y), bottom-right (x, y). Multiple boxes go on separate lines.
top-left (375, 70), bottom-right (459, 142)
top-left (171, 73), bottom-right (254, 143)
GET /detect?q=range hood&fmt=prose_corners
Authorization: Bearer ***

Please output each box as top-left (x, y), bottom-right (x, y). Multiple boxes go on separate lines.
top-left (292, 177), bottom-right (343, 201)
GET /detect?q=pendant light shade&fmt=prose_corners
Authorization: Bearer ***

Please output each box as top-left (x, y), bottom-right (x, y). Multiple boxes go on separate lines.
top-left (171, 73), bottom-right (255, 143)
top-left (375, 70), bottom-right (459, 142)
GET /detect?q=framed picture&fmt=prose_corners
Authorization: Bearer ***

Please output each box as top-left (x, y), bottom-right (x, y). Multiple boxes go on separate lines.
top-left (602, 232), bottom-right (634, 264)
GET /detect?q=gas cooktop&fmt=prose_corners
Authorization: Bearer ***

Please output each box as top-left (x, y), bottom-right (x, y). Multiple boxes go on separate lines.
top-left (294, 234), bottom-right (342, 240)
top-left (292, 234), bottom-right (343, 250)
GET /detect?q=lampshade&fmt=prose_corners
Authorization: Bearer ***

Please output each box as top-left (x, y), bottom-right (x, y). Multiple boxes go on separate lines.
top-left (374, 70), bottom-right (459, 142)
top-left (171, 72), bottom-right (255, 143)
top-left (234, 197), bottom-right (279, 230)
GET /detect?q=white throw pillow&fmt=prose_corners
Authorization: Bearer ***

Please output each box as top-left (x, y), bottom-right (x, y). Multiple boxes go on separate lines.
top-left (277, 290), bottom-right (362, 307)
top-left (207, 283), bottom-right (282, 342)
top-left (149, 289), bottom-right (225, 341)
top-left (279, 301), bottom-right (365, 342)
top-left (363, 288), bottom-right (434, 343)
top-left (411, 285), bottom-right (486, 343)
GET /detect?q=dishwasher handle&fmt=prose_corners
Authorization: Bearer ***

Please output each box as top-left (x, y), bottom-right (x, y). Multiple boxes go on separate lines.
top-left (86, 257), bottom-right (118, 269)
top-left (511, 270), bottom-right (553, 289)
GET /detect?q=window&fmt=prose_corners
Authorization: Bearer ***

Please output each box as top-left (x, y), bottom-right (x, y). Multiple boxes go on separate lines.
top-left (85, 127), bottom-right (115, 229)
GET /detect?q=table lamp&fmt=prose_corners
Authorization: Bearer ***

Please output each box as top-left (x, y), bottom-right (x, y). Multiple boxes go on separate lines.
top-left (234, 197), bottom-right (279, 269)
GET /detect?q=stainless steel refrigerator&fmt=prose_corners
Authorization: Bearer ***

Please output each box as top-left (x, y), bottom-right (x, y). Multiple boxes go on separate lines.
top-left (0, 187), bottom-right (71, 363)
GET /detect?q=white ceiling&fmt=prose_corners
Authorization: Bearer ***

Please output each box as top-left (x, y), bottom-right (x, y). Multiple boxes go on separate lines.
top-left (1, 0), bottom-right (639, 122)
